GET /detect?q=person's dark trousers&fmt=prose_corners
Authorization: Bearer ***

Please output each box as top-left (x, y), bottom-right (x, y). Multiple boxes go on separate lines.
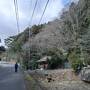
top-left (15, 68), bottom-right (18, 72)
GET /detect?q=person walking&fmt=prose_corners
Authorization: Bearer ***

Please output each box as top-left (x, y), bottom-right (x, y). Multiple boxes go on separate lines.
top-left (15, 62), bottom-right (18, 72)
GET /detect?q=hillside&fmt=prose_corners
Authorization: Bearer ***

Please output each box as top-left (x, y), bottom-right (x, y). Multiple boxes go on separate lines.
top-left (5, 0), bottom-right (90, 71)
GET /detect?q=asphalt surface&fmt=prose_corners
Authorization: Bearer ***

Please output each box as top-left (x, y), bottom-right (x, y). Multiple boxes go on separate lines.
top-left (0, 66), bottom-right (26, 90)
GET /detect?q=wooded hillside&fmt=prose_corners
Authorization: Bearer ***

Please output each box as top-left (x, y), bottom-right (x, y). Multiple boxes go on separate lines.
top-left (5, 0), bottom-right (90, 71)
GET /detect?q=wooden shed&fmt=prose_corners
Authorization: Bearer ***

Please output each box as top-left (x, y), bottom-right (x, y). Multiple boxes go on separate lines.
top-left (37, 56), bottom-right (51, 69)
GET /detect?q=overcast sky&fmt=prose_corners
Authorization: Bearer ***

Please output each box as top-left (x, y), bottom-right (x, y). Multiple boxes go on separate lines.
top-left (0, 0), bottom-right (79, 46)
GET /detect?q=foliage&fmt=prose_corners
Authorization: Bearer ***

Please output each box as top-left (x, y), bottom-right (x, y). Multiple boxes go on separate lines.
top-left (31, 24), bottom-right (43, 35)
top-left (0, 46), bottom-right (6, 58)
top-left (68, 48), bottom-right (84, 72)
top-left (4, 36), bottom-right (16, 48)
top-left (0, 46), bottom-right (6, 52)
top-left (61, 0), bottom-right (90, 70)
top-left (21, 50), bottom-right (29, 69)
top-left (47, 49), bottom-right (66, 69)
top-left (4, 28), bottom-right (29, 65)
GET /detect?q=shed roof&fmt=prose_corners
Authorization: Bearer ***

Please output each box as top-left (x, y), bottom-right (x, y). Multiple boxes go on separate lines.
top-left (37, 56), bottom-right (51, 63)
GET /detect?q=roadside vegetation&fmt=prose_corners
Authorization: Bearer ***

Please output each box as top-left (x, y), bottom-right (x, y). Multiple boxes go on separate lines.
top-left (0, 46), bottom-right (6, 61)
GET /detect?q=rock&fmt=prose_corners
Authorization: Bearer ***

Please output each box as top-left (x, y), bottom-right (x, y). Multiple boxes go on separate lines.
top-left (81, 66), bottom-right (90, 82)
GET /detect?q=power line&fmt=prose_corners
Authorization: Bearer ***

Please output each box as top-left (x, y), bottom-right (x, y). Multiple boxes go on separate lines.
top-left (28, 0), bottom-right (49, 61)
top-left (29, 0), bottom-right (38, 26)
top-left (14, 0), bottom-right (20, 34)
top-left (39, 0), bottom-right (50, 24)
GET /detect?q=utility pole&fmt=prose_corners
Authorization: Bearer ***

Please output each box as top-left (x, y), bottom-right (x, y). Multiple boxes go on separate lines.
top-left (0, 38), bottom-right (1, 43)
top-left (29, 27), bottom-right (31, 61)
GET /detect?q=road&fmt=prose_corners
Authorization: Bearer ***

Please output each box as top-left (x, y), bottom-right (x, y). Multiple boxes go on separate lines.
top-left (0, 62), bottom-right (26, 90)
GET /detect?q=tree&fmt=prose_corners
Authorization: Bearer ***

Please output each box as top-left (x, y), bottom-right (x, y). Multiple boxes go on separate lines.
top-left (0, 46), bottom-right (6, 52)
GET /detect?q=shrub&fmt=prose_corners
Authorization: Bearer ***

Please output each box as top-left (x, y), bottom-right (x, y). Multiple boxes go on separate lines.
top-left (48, 55), bottom-right (64, 69)
top-left (68, 50), bottom-right (83, 72)
top-left (47, 49), bottom-right (65, 69)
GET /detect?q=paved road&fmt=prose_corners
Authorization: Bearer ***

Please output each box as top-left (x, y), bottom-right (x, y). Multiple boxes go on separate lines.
top-left (0, 66), bottom-right (26, 90)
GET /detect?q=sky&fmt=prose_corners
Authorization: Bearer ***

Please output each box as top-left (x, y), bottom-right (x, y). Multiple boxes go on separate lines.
top-left (0, 0), bottom-right (78, 46)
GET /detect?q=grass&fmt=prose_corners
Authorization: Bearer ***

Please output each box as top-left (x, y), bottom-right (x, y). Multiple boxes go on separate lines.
top-left (25, 74), bottom-right (33, 81)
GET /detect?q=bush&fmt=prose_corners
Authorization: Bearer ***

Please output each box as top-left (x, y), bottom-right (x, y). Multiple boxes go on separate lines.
top-left (71, 59), bottom-right (83, 72)
top-left (68, 50), bottom-right (83, 72)
top-left (47, 49), bottom-right (65, 69)
top-left (48, 55), bottom-right (64, 69)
